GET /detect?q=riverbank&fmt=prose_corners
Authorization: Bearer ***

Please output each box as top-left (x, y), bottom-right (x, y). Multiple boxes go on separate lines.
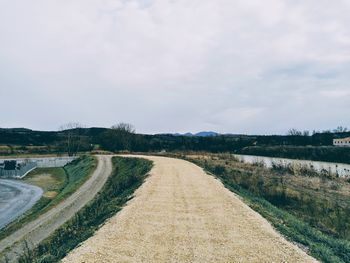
top-left (234, 154), bottom-right (350, 178)
top-left (238, 145), bottom-right (350, 165)
top-left (186, 153), bottom-right (350, 262)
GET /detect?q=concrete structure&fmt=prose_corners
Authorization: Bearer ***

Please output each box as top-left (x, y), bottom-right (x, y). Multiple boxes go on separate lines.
top-left (0, 161), bottom-right (37, 178)
top-left (333, 137), bottom-right (350, 147)
top-left (0, 156), bottom-right (77, 178)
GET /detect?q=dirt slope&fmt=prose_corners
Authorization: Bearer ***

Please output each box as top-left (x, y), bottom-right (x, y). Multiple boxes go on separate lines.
top-left (63, 156), bottom-right (317, 263)
top-left (0, 155), bottom-right (112, 262)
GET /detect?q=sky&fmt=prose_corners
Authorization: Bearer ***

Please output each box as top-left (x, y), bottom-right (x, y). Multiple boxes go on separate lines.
top-left (0, 0), bottom-right (349, 134)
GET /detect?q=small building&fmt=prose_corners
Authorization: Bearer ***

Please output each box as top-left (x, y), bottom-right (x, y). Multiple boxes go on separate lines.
top-left (333, 137), bottom-right (350, 147)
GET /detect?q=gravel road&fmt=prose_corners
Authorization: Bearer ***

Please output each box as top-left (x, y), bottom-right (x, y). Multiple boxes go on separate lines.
top-left (0, 180), bottom-right (43, 230)
top-left (0, 155), bottom-right (112, 262)
top-left (63, 155), bottom-right (317, 263)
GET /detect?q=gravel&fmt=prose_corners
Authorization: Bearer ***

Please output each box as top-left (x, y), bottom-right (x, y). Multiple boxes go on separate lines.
top-left (63, 155), bottom-right (317, 263)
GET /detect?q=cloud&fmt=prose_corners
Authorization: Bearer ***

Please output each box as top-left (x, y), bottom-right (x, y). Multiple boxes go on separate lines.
top-left (320, 89), bottom-right (350, 98)
top-left (0, 0), bottom-right (349, 133)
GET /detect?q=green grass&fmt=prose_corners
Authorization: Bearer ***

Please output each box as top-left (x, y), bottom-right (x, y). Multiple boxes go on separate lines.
top-left (17, 157), bottom-right (152, 263)
top-left (48, 155), bottom-right (96, 207)
top-left (189, 156), bottom-right (350, 263)
top-left (0, 155), bottom-right (96, 241)
top-left (23, 167), bottom-right (67, 195)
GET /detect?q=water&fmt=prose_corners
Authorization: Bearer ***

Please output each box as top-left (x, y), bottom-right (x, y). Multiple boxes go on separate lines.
top-left (234, 154), bottom-right (350, 178)
top-left (0, 179), bottom-right (43, 229)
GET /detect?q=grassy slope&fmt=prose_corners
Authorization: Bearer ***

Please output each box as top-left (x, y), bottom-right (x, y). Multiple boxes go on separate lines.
top-left (0, 156), bottom-right (96, 241)
top-left (18, 157), bottom-right (152, 263)
top-left (23, 168), bottom-right (67, 198)
top-left (187, 154), bottom-right (350, 263)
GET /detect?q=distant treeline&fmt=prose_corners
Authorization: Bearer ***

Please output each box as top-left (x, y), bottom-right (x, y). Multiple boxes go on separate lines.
top-left (1, 127), bottom-right (350, 163)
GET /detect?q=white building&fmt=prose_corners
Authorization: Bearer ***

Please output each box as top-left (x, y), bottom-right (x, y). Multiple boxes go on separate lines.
top-left (333, 137), bottom-right (350, 146)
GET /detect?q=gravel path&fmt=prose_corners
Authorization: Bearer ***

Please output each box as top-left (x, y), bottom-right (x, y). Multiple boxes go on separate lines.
top-left (0, 155), bottom-right (112, 262)
top-left (0, 180), bottom-right (43, 230)
top-left (63, 155), bottom-right (317, 263)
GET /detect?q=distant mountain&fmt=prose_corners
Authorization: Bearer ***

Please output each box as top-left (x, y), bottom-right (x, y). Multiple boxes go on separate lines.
top-left (195, 131), bottom-right (219, 137)
top-left (171, 131), bottom-right (219, 137)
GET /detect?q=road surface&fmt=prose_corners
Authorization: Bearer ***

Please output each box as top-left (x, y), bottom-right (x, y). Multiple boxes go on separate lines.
top-left (0, 179), bottom-right (43, 230)
top-left (63, 156), bottom-right (317, 263)
top-left (0, 155), bottom-right (112, 262)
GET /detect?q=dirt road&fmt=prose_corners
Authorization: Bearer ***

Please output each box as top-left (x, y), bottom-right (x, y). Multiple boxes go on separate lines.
top-left (0, 155), bottom-right (112, 262)
top-left (63, 156), bottom-right (317, 263)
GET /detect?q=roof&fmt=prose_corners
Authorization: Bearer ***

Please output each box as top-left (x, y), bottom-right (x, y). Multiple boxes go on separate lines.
top-left (334, 137), bottom-right (350, 141)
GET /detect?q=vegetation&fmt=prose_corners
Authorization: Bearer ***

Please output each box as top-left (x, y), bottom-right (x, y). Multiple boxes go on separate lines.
top-left (0, 156), bottom-right (96, 241)
top-left (1, 125), bottom-right (350, 163)
top-left (186, 153), bottom-right (350, 262)
top-left (99, 123), bottom-right (136, 151)
top-left (23, 167), bottom-right (67, 198)
top-left (17, 157), bottom-right (152, 263)
top-left (59, 122), bottom-right (87, 156)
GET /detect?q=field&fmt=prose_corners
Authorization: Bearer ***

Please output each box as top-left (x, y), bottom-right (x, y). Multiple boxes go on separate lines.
top-left (0, 145), bottom-right (58, 157)
top-left (0, 155), bottom-right (96, 241)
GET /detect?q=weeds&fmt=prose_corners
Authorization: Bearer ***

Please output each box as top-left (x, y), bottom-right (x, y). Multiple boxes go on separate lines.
top-left (188, 154), bottom-right (350, 263)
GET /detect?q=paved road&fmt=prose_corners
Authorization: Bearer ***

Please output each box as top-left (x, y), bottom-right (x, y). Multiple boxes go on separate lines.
top-left (0, 180), bottom-right (43, 230)
top-left (63, 156), bottom-right (317, 263)
top-left (0, 155), bottom-right (112, 262)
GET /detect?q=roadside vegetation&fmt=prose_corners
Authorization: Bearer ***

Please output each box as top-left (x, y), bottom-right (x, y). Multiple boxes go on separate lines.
top-left (0, 155), bottom-right (96, 241)
top-left (185, 153), bottom-right (350, 262)
top-left (17, 157), bottom-right (152, 263)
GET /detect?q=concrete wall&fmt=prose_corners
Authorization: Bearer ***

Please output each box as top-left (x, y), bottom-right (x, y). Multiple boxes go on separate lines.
top-left (0, 162), bottom-right (37, 178)
top-left (0, 156), bottom-right (77, 178)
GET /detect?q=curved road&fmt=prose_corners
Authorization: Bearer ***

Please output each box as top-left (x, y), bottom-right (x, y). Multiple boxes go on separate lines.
top-left (0, 180), bottom-right (43, 230)
top-left (0, 155), bottom-right (112, 262)
top-left (64, 156), bottom-right (317, 263)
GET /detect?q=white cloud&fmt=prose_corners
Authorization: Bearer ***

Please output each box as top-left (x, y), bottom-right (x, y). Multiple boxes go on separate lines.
top-left (320, 89), bottom-right (350, 98)
top-left (0, 0), bottom-right (349, 133)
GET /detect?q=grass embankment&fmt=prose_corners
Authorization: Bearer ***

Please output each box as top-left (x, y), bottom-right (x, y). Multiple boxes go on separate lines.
top-left (18, 157), bottom-right (153, 263)
top-left (0, 156), bottom-right (96, 241)
top-left (186, 154), bottom-right (350, 263)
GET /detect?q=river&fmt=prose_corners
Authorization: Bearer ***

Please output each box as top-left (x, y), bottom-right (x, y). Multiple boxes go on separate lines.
top-left (0, 179), bottom-right (43, 229)
top-left (233, 154), bottom-right (350, 178)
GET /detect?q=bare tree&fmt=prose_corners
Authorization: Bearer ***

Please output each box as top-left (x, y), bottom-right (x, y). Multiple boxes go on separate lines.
top-left (111, 123), bottom-right (135, 151)
top-left (59, 122), bottom-right (85, 156)
top-left (302, 130), bottom-right (310, 136)
top-left (111, 123), bottom-right (135, 134)
top-left (287, 128), bottom-right (302, 136)
top-left (333, 126), bottom-right (348, 133)
top-left (100, 123), bottom-right (136, 152)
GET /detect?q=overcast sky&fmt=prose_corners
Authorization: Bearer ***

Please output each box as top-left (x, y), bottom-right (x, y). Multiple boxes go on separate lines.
top-left (0, 0), bottom-right (349, 134)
